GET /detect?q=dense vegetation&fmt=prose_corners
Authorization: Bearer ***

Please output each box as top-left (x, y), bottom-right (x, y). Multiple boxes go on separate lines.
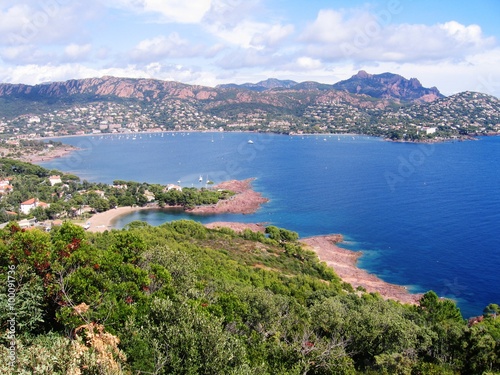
top-left (0, 219), bottom-right (499, 374)
top-left (0, 158), bottom-right (233, 223)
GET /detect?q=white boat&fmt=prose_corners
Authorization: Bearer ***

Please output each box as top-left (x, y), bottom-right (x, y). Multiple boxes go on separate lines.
top-left (247, 140), bottom-right (254, 144)
top-left (199, 176), bottom-right (203, 182)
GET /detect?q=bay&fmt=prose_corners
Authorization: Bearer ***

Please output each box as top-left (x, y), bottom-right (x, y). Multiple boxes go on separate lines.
top-left (40, 132), bottom-right (500, 317)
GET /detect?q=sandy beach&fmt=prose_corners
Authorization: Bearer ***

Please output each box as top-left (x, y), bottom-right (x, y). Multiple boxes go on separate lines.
top-left (85, 206), bottom-right (154, 232)
top-left (300, 235), bottom-right (423, 304)
top-left (86, 178), bottom-right (268, 233)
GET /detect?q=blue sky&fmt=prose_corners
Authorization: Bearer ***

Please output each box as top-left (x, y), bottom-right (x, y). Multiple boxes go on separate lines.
top-left (0, 0), bottom-right (499, 97)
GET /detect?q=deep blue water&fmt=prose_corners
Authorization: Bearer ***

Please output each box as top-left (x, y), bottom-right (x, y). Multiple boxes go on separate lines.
top-left (40, 132), bottom-right (500, 317)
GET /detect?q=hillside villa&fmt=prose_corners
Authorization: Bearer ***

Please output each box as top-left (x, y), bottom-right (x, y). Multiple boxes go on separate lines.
top-left (20, 198), bottom-right (50, 215)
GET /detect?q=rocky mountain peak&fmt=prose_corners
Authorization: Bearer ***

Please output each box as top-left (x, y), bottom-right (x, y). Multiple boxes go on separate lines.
top-left (355, 70), bottom-right (371, 79)
top-left (333, 71), bottom-right (443, 102)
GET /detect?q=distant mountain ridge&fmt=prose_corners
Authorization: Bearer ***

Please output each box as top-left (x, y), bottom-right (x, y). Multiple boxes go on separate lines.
top-left (217, 78), bottom-right (298, 92)
top-left (216, 71), bottom-right (443, 103)
top-left (0, 76), bottom-right (219, 101)
top-left (0, 71), bottom-right (443, 104)
top-left (332, 70), bottom-right (443, 102)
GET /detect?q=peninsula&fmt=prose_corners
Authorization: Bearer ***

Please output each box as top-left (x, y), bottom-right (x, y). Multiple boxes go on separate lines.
top-left (86, 178), bottom-right (269, 232)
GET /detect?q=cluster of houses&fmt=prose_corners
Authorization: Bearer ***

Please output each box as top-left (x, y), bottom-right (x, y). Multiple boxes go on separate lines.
top-left (18, 175), bottom-right (62, 214)
top-left (0, 172), bottom-right (189, 232)
top-left (0, 175), bottom-right (63, 230)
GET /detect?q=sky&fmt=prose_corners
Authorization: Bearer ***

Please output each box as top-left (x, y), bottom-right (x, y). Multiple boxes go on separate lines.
top-left (0, 0), bottom-right (499, 97)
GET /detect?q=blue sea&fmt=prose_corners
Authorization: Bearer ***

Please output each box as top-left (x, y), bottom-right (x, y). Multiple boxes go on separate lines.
top-left (40, 132), bottom-right (500, 317)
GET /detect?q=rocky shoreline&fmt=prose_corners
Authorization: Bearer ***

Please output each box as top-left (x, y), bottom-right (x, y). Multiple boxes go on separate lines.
top-left (300, 234), bottom-right (423, 304)
top-left (87, 179), bottom-right (421, 305)
top-left (188, 178), bottom-right (269, 215)
top-left (1, 144), bottom-right (77, 163)
top-left (199, 221), bottom-right (423, 305)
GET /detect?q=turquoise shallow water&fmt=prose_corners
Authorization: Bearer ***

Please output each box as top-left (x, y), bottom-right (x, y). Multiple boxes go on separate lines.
top-left (40, 132), bottom-right (500, 317)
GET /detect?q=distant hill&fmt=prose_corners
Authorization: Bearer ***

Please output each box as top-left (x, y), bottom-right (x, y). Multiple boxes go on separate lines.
top-left (332, 70), bottom-right (443, 103)
top-left (217, 78), bottom-right (298, 92)
top-left (292, 81), bottom-right (335, 91)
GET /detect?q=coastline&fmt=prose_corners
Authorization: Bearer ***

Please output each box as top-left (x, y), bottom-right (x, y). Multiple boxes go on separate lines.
top-left (82, 181), bottom-right (421, 304)
top-left (85, 206), bottom-right (154, 232)
top-left (300, 235), bottom-right (423, 304)
top-left (189, 179), bottom-right (269, 215)
top-left (34, 129), bottom-right (489, 146)
top-left (1, 144), bottom-right (77, 163)
top-left (85, 178), bottom-right (269, 232)
top-left (195, 221), bottom-right (424, 305)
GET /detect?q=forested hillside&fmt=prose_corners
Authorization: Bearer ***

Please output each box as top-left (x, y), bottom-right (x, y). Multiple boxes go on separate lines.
top-left (1, 219), bottom-right (499, 374)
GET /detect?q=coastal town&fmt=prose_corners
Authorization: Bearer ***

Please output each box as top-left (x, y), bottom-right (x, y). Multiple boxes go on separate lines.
top-left (0, 75), bottom-right (499, 143)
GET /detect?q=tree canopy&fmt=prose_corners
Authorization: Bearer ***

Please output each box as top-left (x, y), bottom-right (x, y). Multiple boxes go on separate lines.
top-left (0, 220), bottom-right (498, 374)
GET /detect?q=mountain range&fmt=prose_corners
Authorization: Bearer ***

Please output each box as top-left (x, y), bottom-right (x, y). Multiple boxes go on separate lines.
top-left (0, 71), bottom-right (441, 104)
top-left (0, 71), bottom-right (499, 141)
top-left (216, 71), bottom-right (443, 103)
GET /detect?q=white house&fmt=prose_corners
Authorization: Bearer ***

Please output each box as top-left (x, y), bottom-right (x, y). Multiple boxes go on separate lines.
top-left (20, 198), bottom-right (50, 214)
top-left (165, 184), bottom-right (182, 192)
top-left (49, 175), bottom-right (62, 186)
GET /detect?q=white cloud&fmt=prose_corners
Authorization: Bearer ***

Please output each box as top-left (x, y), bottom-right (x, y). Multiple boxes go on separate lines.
top-left (295, 57), bottom-right (322, 70)
top-left (144, 0), bottom-right (211, 23)
top-left (129, 33), bottom-right (201, 62)
top-left (206, 20), bottom-right (270, 49)
top-left (300, 9), bottom-right (496, 63)
top-left (202, 0), bottom-right (290, 51)
top-left (440, 21), bottom-right (484, 44)
top-left (203, 0), bottom-right (262, 27)
top-left (0, 2), bottom-right (95, 46)
top-left (251, 24), bottom-right (294, 48)
top-left (0, 44), bottom-right (52, 64)
top-left (64, 43), bottom-right (93, 61)
top-left (300, 9), bottom-right (374, 44)
top-left (0, 4), bottom-right (31, 34)
top-left (108, 0), bottom-right (212, 23)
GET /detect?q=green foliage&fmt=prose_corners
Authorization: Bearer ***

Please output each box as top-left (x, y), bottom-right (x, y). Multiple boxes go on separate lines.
top-left (265, 225), bottom-right (299, 242)
top-left (0, 221), bottom-right (498, 374)
top-left (0, 158), bottom-right (52, 178)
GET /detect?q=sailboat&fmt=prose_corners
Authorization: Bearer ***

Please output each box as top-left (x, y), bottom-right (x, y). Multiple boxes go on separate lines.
top-left (199, 175), bottom-right (203, 182)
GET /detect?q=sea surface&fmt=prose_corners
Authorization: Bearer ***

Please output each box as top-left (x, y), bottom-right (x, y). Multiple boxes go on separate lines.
top-left (40, 132), bottom-right (500, 317)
